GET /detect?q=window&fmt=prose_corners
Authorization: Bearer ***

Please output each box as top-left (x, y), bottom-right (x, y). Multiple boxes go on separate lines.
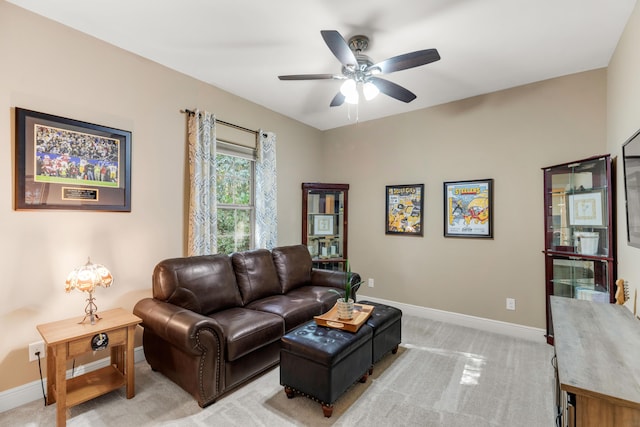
top-left (216, 140), bottom-right (255, 254)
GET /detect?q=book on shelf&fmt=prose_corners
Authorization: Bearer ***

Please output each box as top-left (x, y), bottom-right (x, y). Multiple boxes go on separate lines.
top-left (309, 194), bottom-right (320, 214)
top-left (325, 194), bottom-right (335, 214)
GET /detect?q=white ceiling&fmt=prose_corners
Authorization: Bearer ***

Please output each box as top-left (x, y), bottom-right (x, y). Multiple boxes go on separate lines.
top-left (7, 0), bottom-right (637, 130)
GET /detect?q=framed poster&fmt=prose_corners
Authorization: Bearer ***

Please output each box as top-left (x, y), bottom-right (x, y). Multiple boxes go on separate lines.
top-left (444, 179), bottom-right (493, 238)
top-left (568, 191), bottom-right (604, 226)
top-left (15, 108), bottom-right (131, 211)
top-left (385, 184), bottom-right (424, 236)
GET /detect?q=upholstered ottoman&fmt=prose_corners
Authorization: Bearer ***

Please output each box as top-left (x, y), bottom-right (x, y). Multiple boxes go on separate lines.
top-left (358, 301), bottom-right (402, 369)
top-left (280, 320), bottom-right (373, 417)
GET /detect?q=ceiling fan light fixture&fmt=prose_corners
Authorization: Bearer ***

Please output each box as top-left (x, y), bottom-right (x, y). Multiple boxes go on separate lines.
top-left (340, 79), bottom-right (356, 96)
top-left (363, 81), bottom-right (380, 101)
top-left (340, 79), bottom-right (359, 104)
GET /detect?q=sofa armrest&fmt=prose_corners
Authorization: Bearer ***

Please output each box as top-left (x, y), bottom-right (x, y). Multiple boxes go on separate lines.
top-left (133, 298), bottom-right (224, 356)
top-left (311, 269), bottom-right (363, 296)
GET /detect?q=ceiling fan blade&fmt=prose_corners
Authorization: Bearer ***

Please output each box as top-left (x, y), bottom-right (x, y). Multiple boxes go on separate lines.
top-left (370, 77), bottom-right (417, 103)
top-left (370, 49), bottom-right (440, 74)
top-left (278, 74), bottom-right (340, 80)
top-left (321, 30), bottom-right (358, 68)
top-left (330, 92), bottom-right (345, 107)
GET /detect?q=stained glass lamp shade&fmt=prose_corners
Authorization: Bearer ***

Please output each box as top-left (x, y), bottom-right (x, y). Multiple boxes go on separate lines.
top-left (65, 257), bottom-right (113, 324)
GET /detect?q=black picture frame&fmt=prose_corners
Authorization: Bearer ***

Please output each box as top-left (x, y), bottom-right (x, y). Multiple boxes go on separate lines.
top-left (443, 179), bottom-right (493, 238)
top-left (15, 108), bottom-right (132, 211)
top-left (385, 184), bottom-right (424, 236)
top-left (622, 127), bottom-right (640, 248)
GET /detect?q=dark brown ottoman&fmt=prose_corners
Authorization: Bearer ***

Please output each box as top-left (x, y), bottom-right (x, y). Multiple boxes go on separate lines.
top-left (358, 301), bottom-right (402, 367)
top-left (280, 320), bottom-right (373, 417)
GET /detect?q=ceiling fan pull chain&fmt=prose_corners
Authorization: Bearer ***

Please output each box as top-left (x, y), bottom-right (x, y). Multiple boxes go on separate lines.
top-left (347, 102), bottom-right (359, 123)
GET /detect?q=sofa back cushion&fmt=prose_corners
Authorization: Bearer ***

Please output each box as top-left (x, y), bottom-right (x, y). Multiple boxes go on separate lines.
top-left (152, 254), bottom-right (243, 315)
top-left (272, 245), bottom-right (313, 293)
top-left (232, 249), bottom-right (282, 304)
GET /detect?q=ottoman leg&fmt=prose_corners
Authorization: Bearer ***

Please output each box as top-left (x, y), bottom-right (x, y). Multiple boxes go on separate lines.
top-left (322, 403), bottom-right (334, 417)
top-left (392, 344), bottom-right (399, 354)
top-left (284, 386), bottom-right (295, 399)
top-left (359, 372), bottom-right (368, 383)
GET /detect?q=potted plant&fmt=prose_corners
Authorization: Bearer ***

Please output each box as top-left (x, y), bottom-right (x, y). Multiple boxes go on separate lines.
top-left (329, 260), bottom-right (363, 320)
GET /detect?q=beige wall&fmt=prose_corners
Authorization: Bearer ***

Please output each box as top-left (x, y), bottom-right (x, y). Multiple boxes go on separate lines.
top-left (324, 70), bottom-right (607, 327)
top-left (608, 2), bottom-right (640, 315)
top-left (0, 0), bottom-right (622, 396)
top-left (0, 2), bottom-right (323, 392)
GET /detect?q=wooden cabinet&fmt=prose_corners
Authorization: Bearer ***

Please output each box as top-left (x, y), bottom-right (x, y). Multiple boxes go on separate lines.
top-left (37, 308), bottom-right (141, 426)
top-left (302, 183), bottom-right (348, 270)
top-left (542, 155), bottom-right (616, 344)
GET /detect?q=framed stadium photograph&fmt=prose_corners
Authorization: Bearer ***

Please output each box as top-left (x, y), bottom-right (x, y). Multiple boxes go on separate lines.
top-left (14, 108), bottom-right (131, 211)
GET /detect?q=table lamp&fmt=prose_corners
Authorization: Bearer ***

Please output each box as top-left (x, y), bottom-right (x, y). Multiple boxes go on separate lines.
top-left (65, 257), bottom-right (113, 324)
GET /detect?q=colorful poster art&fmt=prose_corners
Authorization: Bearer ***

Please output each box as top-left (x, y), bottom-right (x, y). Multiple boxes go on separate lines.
top-left (444, 179), bottom-right (493, 238)
top-left (385, 184), bottom-right (424, 236)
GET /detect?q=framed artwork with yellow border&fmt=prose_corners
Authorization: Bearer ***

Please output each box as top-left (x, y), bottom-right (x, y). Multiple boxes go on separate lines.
top-left (385, 184), bottom-right (424, 236)
top-left (444, 179), bottom-right (493, 238)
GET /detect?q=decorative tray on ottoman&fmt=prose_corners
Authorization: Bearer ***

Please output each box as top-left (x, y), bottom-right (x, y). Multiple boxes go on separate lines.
top-left (314, 303), bottom-right (375, 332)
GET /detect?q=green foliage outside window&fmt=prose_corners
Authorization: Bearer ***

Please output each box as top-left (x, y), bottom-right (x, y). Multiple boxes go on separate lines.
top-left (216, 153), bottom-right (253, 254)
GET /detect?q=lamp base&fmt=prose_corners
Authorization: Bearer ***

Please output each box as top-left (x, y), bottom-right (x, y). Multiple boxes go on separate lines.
top-left (78, 291), bottom-right (101, 325)
top-left (79, 312), bottom-right (101, 325)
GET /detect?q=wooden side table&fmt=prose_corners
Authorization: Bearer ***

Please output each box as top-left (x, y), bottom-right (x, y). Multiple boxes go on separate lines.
top-left (36, 308), bottom-right (141, 427)
top-left (551, 297), bottom-right (640, 426)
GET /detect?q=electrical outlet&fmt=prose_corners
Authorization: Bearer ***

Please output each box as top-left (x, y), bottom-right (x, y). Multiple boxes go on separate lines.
top-left (506, 298), bottom-right (516, 311)
top-left (29, 341), bottom-right (45, 362)
top-left (368, 278), bottom-right (374, 288)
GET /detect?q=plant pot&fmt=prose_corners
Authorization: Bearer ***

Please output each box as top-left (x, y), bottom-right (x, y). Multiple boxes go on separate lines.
top-left (336, 298), bottom-right (355, 320)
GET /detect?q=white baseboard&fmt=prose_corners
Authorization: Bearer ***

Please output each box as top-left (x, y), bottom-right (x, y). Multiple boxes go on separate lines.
top-left (357, 295), bottom-right (547, 343)
top-left (0, 346), bottom-right (146, 414)
top-left (1, 302), bottom-right (546, 413)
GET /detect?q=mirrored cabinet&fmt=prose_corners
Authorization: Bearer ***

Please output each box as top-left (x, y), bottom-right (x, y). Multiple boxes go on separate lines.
top-left (302, 183), bottom-right (348, 270)
top-left (542, 154), bottom-right (616, 344)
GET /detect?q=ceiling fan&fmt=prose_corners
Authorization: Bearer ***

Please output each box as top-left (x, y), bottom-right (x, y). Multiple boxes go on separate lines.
top-left (278, 30), bottom-right (441, 107)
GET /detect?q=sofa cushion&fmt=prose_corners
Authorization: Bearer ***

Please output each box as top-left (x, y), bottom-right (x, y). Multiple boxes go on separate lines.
top-left (271, 245), bottom-right (313, 293)
top-left (286, 286), bottom-right (340, 313)
top-left (210, 307), bottom-right (284, 362)
top-left (247, 294), bottom-right (323, 332)
top-left (152, 254), bottom-right (242, 315)
top-left (232, 249), bottom-right (282, 305)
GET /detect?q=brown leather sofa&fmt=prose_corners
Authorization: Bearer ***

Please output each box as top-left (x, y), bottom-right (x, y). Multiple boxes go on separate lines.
top-left (133, 244), bottom-right (361, 407)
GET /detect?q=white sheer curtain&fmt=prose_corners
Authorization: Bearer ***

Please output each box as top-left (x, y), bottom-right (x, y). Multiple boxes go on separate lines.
top-left (255, 130), bottom-right (277, 249)
top-left (187, 110), bottom-right (217, 256)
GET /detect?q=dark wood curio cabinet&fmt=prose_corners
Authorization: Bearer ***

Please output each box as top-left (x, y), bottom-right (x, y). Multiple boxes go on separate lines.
top-left (542, 154), bottom-right (616, 344)
top-left (302, 183), bottom-right (348, 270)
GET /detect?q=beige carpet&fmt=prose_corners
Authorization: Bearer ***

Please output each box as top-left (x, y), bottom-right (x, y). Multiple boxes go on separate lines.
top-left (0, 315), bottom-right (555, 426)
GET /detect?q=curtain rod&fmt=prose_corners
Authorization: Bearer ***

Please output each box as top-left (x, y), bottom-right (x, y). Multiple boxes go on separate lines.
top-left (182, 109), bottom-right (258, 136)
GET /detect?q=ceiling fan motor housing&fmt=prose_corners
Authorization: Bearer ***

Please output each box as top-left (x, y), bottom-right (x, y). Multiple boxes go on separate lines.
top-left (348, 35), bottom-right (369, 53)
top-left (344, 35), bottom-right (377, 80)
